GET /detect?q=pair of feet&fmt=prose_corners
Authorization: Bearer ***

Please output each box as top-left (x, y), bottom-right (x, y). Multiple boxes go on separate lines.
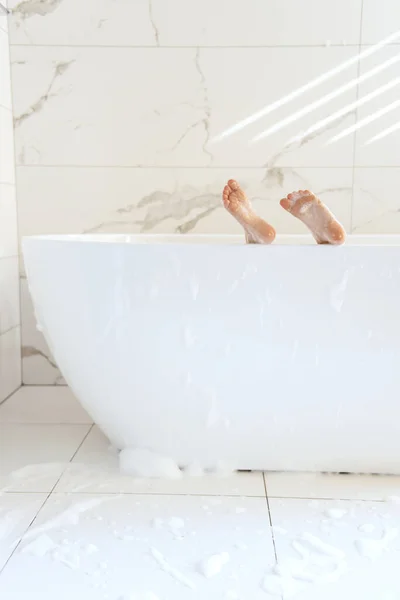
top-left (222, 180), bottom-right (346, 245)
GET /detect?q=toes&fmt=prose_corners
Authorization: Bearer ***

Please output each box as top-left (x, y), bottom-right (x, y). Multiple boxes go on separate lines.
top-left (227, 179), bottom-right (239, 191)
top-left (280, 197), bottom-right (292, 212)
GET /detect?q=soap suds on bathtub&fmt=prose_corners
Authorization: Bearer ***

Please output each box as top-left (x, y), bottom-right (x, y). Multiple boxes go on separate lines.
top-left (206, 391), bottom-right (220, 428)
top-left (225, 591), bottom-right (240, 600)
top-left (324, 509), bottom-right (347, 520)
top-left (150, 547), bottom-right (195, 589)
top-left (198, 552), bottom-right (230, 578)
top-left (359, 523), bottom-right (375, 533)
top-left (118, 593), bottom-right (159, 600)
top-left (330, 270), bottom-right (349, 313)
top-left (183, 326), bottom-right (197, 348)
top-left (184, 462), bottom-right (205, 477)
top-left (119, 448), bottom-right (182, 479)
top-left (189, 276), bottom-right (199, 300)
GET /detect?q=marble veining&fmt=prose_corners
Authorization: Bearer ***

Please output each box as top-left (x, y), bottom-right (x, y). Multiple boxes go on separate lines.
top-left (11, 0), bottom-right (64, 20)
top-left (14, 60), bottom-right (74, 128)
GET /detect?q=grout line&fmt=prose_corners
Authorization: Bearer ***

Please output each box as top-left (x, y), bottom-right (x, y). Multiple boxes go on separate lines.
top-left (14, 165), bottom-right (400, 170)
top-left (0, 491), bottom-right (50, 576)
top-left (0, 254), bottom-right (20, 261)
top-left (1, 490), bottom-right (391, 501)
top-left (69, 423), bottom-right (94, 461)
top-left (0, 322), bottom-right (20, 337)
top-left (263, 472), bottom-right (278, 563)
top-left (9, 43), bottom-right (366, 49)
top-left (0, 380), bottom-right (21, 407)
top-left (0, 421), bottom-right (94, 425)
top-left (266, 495), bottom-right (388, 502)
top-left (19, 384), bottom-right (68, 387)
top-left (4, 490), bottom-right (268, 497)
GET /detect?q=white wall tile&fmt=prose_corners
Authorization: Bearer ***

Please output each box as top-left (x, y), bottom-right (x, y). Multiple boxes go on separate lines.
top-left (0, 326), bottom-right (21, 402)
top-left (0, 256), bottom-right (19, 334)
top-left (8, 0), bottom-right (156, 46)
top-left (0, 19), bottom-right (19, 395)
top-left (355, 46), bottom-right (400, 167)
top-left (8, 0), bottom-right (363, 47)
top-left (11, 46), bottom-right (358, 168)
top-left (0, 0), bottom-right (7, 34)
top-left (362, 0), bottom-right (400, 44)
top-left (0, 105), bottom-right (15, 183)
top-left (0, 183), bottom-right (18, 256)
top-left (150, 0), bottom-right (363, 47)
top-left (0, 27), bottom-right (11, 108)
top-left (352, 167), bottom-right (400, 233)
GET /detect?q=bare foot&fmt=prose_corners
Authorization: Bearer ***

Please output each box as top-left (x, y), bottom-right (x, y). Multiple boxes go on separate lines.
top-left (280, 190), bottom-right (345, 245)
top-left (222, 179), bottom-right (276, 244)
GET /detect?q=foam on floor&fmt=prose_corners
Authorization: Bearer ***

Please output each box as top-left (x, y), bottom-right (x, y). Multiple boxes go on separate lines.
top-left (119, 448), bottom-right (182, 479)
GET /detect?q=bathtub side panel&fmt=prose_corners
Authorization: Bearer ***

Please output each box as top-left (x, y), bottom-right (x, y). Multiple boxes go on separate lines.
top-left (22, 240), bottom-right (400, 473)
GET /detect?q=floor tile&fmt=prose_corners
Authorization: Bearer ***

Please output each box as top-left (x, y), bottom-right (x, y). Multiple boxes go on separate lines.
top-left (0, 493), bottom-right (275, 599)
top-left (268, 497), bottom-right (400, 599)
top-left (0, 493), bottom-right (47, 572)
top-left (264, 471), bottom-right (400, 501)
top-left (0, 386), bottom-right (92, 424)
top-left (55, 426), bottom-right (266, 497)
top-left (0, 424), bottom-right (91, 492)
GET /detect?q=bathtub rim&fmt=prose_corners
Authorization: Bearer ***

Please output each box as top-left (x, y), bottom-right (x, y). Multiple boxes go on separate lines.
top-left (21, 233), bottom-right (400, 247)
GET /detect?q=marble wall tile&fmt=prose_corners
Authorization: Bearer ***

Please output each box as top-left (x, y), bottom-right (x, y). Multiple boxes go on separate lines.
top-left (0, 0), bottom-right (7, 33)
top-left (0, 257), bottom-right (19, 334)
top-left (0, 106), bottom-right (15, 183)
top-left (0, 184), bottom-right (18, 256)
top-left (0, 27), bottom-right (11, 108)
top-left (11, 46), bottom-right (358, 169)
top-left (352, 168), bottom-right (400, 233)
top-left (0, 6), bottom-right (20, 400)
top-left (361, 0), bottom-right (400, 45)
top-left (0, 327), bottom-right (21, 401)
top-left (354, 46), bottom-right (400, 168)
top-left (8, 0), bottom-right (362, 48)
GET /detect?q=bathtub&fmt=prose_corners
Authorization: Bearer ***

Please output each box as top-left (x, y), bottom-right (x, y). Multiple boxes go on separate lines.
top-left (22, 234), bottom-right (400, 474)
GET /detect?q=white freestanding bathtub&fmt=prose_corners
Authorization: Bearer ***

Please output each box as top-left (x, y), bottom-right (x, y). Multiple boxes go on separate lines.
top-left (22, 234), bottom-right (400, 474)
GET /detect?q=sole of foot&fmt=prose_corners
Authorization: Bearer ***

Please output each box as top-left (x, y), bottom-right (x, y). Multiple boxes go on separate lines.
top-left (223, 179), bottom-right (276, 244)
top-left (280, 190), bottom-right (346, 245)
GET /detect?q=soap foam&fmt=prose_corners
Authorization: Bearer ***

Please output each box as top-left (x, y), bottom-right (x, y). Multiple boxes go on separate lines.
top-left (118, 593), bottom-right (160, 600)
top-left (119, 448), bottom-right (182, 479)
top-left (150, 547), bottom-right (195, 589)
top-left (324, 509), bottom-right (347, 520)
top-left (198, 552), bottom-right (230, 578)
top-left (355, 528), bottom-right (398, 560)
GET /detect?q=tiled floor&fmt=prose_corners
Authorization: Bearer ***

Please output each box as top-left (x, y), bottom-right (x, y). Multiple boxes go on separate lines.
top-left (1, 388), bottom-right (400, 599)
